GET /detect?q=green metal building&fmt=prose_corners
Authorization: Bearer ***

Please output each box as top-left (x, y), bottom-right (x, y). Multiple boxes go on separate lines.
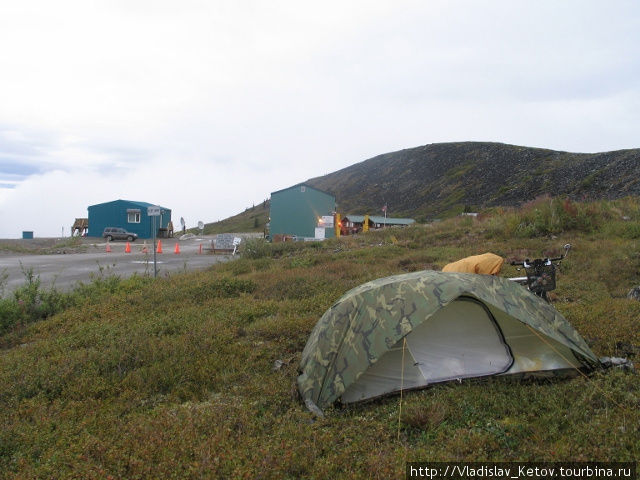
top-left (88, 199), bottom-right (172, 239)
top-left (270, 184), bottom-right (336, 239)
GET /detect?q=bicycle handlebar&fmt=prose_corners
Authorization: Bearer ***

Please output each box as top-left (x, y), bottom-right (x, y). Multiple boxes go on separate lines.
top-left (509, 257), bottom-right (562, 267)
top-left (509, 244), bottom-right (571, 267)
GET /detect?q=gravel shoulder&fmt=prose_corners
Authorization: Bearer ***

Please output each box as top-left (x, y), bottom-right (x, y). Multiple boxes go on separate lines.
top-left (0, 237), bottom-right (99, 255)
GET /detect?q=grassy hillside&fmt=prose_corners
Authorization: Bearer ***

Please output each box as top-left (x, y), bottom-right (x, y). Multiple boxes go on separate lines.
top-left (199, 201), bottom-right (269, 235)
top-left (306, 142), bottom-right (640, 221)
top-left (190, 142), bottom-right (639, 233)
top-left (1, 197), bottom-right (639, 478)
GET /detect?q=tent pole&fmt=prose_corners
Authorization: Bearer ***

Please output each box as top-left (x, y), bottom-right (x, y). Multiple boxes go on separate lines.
top-left (397, 337), bottom-right (407, 441)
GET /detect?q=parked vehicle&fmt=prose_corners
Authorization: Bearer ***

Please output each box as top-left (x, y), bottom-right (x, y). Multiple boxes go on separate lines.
top-left (102, 227), bottom-right (138, 242)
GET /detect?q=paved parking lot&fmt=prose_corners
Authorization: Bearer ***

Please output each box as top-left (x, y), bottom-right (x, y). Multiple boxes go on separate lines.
top-left (0, 235), bottom-right (250, 296)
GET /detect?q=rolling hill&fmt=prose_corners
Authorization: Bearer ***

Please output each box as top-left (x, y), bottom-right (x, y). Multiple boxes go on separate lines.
top-left (203, 141), bottom-right (640, 230)
top-left (306, 142), bottom-right (640, 221)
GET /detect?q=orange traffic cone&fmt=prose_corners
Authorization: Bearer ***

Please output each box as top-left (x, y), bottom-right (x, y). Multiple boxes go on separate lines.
top-left (174, 243), bottom-right (180, 254)
top-left (156, 240), bottom-right (163, 254)
top-left (106, 242), bottom-right (111, 253)
top-left (125, 242), bottom-right (131, 253)
top-left (142, 241), bottom-right (148, 254)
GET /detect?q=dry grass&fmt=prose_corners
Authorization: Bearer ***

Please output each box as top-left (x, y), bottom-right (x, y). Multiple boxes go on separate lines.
top-left (0, 198), bottom-right (639, 478)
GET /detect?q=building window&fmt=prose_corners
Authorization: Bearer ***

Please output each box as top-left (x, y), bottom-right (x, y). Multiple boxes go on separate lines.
top-left (300, 186), bottom-right (306, 192)
top-left (127, 210), bottom-right (141, 223)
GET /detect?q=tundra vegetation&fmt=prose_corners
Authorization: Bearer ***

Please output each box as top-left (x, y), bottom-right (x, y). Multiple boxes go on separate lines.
top-left (1, 196), bottom-right (639, 479)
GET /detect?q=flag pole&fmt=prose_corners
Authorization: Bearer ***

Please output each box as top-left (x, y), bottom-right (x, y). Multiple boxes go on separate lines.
top-left (382, 203), bottom-right (387, 228)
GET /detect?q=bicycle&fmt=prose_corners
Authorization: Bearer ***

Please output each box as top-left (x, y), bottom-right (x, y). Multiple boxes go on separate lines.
top-left (508, 243), bottom-right (571, 302)
top-left (509, 244), bottom-right (636, 370)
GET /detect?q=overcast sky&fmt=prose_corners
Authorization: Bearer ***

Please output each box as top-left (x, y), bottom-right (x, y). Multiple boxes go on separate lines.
top-left (1, 1), bottom-right (638, 238)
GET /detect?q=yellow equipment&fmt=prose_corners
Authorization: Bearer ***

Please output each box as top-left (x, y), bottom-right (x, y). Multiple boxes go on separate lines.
top-left (442, 253), bottom-right (504, 275)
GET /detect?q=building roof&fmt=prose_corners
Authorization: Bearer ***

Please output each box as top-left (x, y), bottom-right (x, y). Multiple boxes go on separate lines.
top-left (270, 183), bottom-right (335, 199)
top-left (88, 199), bottom-right (171, 210)
top-left (344, 214), bottom-right (415, 225)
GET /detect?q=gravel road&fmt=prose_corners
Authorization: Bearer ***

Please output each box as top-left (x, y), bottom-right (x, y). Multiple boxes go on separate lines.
top-left (0, 234), bottom-right (260, 296)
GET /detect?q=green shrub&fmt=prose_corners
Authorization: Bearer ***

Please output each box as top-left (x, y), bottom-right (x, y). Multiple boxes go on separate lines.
top-left (187, 277), bottom-right (257, 302)
top-left (241, 237), bottom-right (272, 259)
top-left (220, 258), bottom-right (254, 275)
top-left (289, 256), bottom-right (318, 269)
top-left (242, 237), bottom-right (327, 260)
top-left (603, 220), bottom-right (640, 239)
top-left (0, 298), bottom-right (21, 335)
top-left (484, 197), bottom-right (609, 238)
top-left (0, 267), bottom-right (75, 336)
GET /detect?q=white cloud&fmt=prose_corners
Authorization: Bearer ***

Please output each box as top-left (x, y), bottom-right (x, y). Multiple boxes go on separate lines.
top-left (0, 0), bottom-right (638, 237)
top-left (0, 156), bottom-right (309, 237)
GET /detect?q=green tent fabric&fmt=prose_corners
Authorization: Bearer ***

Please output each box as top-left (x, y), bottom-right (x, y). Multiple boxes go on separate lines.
top-left (297, 270), bottom-right (599, 411)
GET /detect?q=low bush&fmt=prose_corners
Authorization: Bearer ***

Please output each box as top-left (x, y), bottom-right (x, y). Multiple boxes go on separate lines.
top-left (241, 237), bottom-right (272, 259)
top-left (187, 277), bottom-right (257, 301)
top-left (0, 266), bottom-right (75, 336)
top-left (1, 196), bottom-right (639, 478)
top-left (481, 197), bottom-right (640, 239)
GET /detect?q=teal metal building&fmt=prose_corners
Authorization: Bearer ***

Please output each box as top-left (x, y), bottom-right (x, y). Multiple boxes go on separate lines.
top-left (88, 200), bottom-right (172, 239)
top-left (270, 184), bottom-right (336, 239)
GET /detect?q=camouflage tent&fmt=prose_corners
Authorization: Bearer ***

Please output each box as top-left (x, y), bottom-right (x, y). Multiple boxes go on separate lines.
top-left (297, 270), bottom-right (599, 412)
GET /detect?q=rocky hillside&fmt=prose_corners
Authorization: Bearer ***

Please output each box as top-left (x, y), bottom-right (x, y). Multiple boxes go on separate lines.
top-left (305, 142), bottom-right (640, 221)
